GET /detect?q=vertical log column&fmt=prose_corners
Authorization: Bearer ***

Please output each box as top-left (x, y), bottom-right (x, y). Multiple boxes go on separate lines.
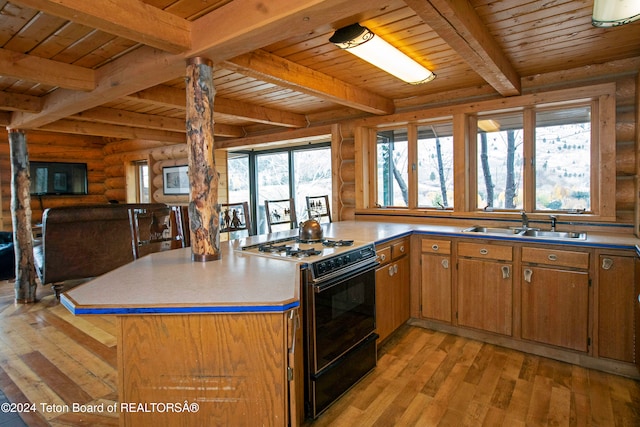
top-left (8, 129), bottom-right (37, 302)
top-left (185, 57), bottom-right (220, 261)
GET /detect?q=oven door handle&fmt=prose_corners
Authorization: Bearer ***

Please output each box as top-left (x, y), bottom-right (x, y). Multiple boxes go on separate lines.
top-left (312, 260), bottom-right (379, 293)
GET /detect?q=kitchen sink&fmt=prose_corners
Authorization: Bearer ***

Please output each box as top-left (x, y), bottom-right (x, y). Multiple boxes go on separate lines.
top-left (518, 229), bottom-right (587, 240)
top-left (462, 226), bottom-right (522, 235)
top-left (462, 226), bottom-right (587, 240)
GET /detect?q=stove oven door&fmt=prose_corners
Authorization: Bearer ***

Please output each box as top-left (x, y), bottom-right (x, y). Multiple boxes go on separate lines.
top-left (307, 263), bottom-right (376, 373)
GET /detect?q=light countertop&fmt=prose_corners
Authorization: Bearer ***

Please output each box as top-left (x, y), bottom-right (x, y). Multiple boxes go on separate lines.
top-left (62, 220), bottom-right (640, 315)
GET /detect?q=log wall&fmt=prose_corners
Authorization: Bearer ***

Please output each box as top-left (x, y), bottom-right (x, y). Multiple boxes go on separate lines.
top-left (0, 130), bottom-right (107, 230)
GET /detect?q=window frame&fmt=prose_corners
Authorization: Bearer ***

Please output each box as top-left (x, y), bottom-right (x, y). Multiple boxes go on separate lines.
top-left (357, 83), bottom-right (616, 221)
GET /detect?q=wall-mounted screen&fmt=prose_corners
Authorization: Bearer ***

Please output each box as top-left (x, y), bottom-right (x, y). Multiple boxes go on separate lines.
top-left (29, 162), bottom-right (88, 195)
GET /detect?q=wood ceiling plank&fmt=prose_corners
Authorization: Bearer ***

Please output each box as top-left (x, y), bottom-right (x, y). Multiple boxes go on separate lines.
top-left (0, 47), bottom-right (95, 90)
top-left (405, 0), bottom-right (521, 96)
top-left (72, 106), bottom-right (185, 132)
top-left (0, 91), bottom-right (43, 112)
top-left (125, 85), bottom-right (307, 128)
top-left (12, 0), bottom-right (191, 53)
top-left (224, 49), bottom-right (395, 115)
top-left (3, 12), bottom-right (67, 53)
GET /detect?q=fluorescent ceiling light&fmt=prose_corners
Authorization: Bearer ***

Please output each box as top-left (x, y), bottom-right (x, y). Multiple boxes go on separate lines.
top-left (330, 23), bottom-right (435, 85)
top-left (592, 0), bottom-right (640, 27)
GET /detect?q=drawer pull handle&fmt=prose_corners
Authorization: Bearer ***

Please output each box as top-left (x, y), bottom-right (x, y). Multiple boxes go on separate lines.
top-left (394, 264), bottom-right (398, 274)
top-left (441, 259), bottom-right (449, 269)
top-left (602, 258), bottom-right (613, 270)
top-left (480, 248), bottom-right (488, 255)
top-left (380, 254), bottom-right (386, 262)
top-left (548, 254), bottom-right (558, 261)
top-left (389, 265), bottom-right (395, 277)
top-left (502, 265), bottom-right (510, 279)
top-left (432, 244), bottom-right (439, 251)
top-left (399, 245), bottom-right (405, 253)
top-left (524, 268), bottom-right (533, 283)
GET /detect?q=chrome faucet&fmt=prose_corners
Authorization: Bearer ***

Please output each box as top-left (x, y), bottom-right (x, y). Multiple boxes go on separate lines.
top-left (520, 211), bottom-right (529, 230)
top-left (550, 215), bottom-right (557, 231)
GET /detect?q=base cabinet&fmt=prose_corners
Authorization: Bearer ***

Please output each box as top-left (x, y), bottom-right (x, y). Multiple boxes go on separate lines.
top-left (598, 253), bottom-right (636, 362)
top-left (376, 238), bottom-right (410, 343)
top-left (457, 242), bottom-right (513, 336)
top-left (420, 239), bottom-right (452, 323)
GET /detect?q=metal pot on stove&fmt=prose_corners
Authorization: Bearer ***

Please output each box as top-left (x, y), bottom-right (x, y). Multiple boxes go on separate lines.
top-left (299, 216), bottom-right (323, 241)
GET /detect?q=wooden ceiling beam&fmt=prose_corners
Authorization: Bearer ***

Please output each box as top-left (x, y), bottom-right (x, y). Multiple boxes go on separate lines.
top-left (125, 85), bottom-right (308, 128)
top-left (405, 0), bottom-right (521, 96)
top-left (37, 119), bottom-right (187, 142)
top-left (9, 0), bottom-right (390, 130)
top-left (12, 0), bottom-right (191, 53)
top-left (224, 50), bottom-right (395, 115)
top-left (0, 91), bottom-right (43, 113)
top-left (71, 107), bottom-right (245, 137)
top-left (0, 48), bottom-right (95, 91)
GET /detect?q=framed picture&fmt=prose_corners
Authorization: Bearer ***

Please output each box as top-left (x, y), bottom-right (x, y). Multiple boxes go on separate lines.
top-left (163, 165), bottom-right (189, 195)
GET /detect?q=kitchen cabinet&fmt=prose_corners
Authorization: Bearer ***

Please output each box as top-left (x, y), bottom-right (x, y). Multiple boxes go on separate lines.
top-left (597, 252), bottom-right (635, 362)
top-left (521, 246), bottom-right (590, 352)
top-left (457, 242), bottom-right (513, 336)
top-left (420, 238), bottom-right (452, 323)
top-left (376, 237), bottom-right (410, 343)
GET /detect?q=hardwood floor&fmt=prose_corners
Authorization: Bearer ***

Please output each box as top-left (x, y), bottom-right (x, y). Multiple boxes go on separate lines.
top-left (1, 279), bottom-right (639, 426)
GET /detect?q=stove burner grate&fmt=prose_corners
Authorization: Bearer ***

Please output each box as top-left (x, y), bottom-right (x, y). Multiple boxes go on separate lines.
top-left (258, 243), bottom-right (291, 253)
top-left (322, 239), bottom-right (354, 247)
top-left (286, 248), bottom-right (321, 257)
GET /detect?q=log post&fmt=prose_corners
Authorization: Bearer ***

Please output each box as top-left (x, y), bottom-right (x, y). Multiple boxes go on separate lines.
top-left (185, 57), bottom-right (220, 261)
top-left (8, 129), bottom-right (37, 302)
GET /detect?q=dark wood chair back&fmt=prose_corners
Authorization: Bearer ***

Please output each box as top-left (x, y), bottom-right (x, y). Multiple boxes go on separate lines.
top-left (129, 205), bottom-right (185, 259)
top-left (220, 202), bottom-right (253, 236)
top-left (264, 198), bottom-right (297, 233)
top-left (305, 195), bottom-right (332, 223)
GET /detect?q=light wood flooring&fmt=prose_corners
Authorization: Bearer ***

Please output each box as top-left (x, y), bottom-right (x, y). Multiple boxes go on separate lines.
top-left (0, 279), bottom-right (639, 426)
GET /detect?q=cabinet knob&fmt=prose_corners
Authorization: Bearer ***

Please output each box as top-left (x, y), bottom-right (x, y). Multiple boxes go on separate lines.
top-left (399, 245), bottom-right (405, 253)
top-left (602, 258), bottom-right (613, 270)
top-left (548, 254), bottom-right (558, 261)
top-left (388, 265), bottom-right (394, 276)
top-left (380, 254), bottom-right (386, 262)
top-left (432, 244), bottom-right (439, 251)
top-left (480, 248), bottom-right (488, 255)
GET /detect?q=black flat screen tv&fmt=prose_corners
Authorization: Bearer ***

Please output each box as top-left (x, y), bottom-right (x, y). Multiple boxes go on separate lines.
top-left (29, 162), bottom-right (88, 196)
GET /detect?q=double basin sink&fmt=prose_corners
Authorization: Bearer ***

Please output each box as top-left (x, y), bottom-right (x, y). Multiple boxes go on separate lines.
top-left (462, 226), bottom-right (587, 240)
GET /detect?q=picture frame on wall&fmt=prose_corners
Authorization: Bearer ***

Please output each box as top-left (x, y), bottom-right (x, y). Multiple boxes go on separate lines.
top-left (163, 165), bottom-right (189, 195)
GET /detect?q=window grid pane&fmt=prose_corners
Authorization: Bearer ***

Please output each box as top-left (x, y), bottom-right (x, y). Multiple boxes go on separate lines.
top-left (534, 106), bottom-right (591, 211)
top-left (377, 129), bottom-right (409, 207)
top-left (477, 113), bottom-right (524, 210)
top-left (417, 124), bottom-right (454, 208)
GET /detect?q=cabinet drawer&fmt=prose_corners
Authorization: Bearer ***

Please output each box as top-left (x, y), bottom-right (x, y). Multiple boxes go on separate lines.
top-left (421, 239), bottom-right (451, 255)
top-left (392, 240), bottom-right (408, 260)
top-left (522, 247), bottom-right (589, 269)
top-left (458, 242), bottom-right (512, 261)
top-left (377, 246), bottom-right (392, 265)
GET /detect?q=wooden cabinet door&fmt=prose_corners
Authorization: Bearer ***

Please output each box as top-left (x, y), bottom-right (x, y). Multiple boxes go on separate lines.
top-left (393, 256), bottom-right (410, 328)
top-left (376, 264), bottom-right (395, 342)
top-left (457, 258), bottom-right (513, 336)
top-left (598, 254), bottom-right (635, 362)
top-left (522, 266), bottom-right (589, 352)
top-left (421, 253), bottom-right (452, 322)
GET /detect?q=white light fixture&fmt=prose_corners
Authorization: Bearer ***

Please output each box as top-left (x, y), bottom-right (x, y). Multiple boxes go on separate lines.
top-left (592, 0), bottom-right (640, 27)
top-left (329, 23), bottom-right (435, 85)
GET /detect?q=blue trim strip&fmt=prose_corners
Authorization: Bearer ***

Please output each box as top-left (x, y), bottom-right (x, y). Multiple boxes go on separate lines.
top-left (62, 298), bottom-right (299, 315)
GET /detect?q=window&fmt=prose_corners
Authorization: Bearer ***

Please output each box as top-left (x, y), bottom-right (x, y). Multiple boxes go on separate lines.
top-left (377, 129), bottom-right (408, 207)
top-left (534, 106), bottom-right (591, 211)
top-left (476, 113), bottom-right (524, 210)
top-left (136, 161), bottom-right (149, 203)
top-left (375, 121), bottom-right (454, 209)
top-left (228, 144), bottom-right (332, 235)
top-left (417, 124), bottom-right (454, 208)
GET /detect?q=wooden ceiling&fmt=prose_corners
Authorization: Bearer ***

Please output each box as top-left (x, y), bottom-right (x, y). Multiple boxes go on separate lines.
top-left (1, 0), bottom-right (639, 144)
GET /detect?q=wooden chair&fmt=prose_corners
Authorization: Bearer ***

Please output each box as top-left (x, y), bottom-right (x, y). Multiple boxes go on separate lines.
top-left (220, 202), bottom-right (253, 237)
top-left (306, 195), bottom-right (332, 223)
top-left (129, 205), bottom-right (185, 259)
top-left (265, 198), bottom-right (297, 233)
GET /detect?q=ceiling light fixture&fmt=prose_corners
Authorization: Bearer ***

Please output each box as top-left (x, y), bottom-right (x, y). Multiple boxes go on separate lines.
top-left (592, 0), bottom-right (640, 27)
top-left (329, 23), bottom-right (435, 85)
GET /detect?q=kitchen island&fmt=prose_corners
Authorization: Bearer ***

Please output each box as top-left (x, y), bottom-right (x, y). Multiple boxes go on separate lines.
top-left (62, 220), bottom-right (640, 425)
